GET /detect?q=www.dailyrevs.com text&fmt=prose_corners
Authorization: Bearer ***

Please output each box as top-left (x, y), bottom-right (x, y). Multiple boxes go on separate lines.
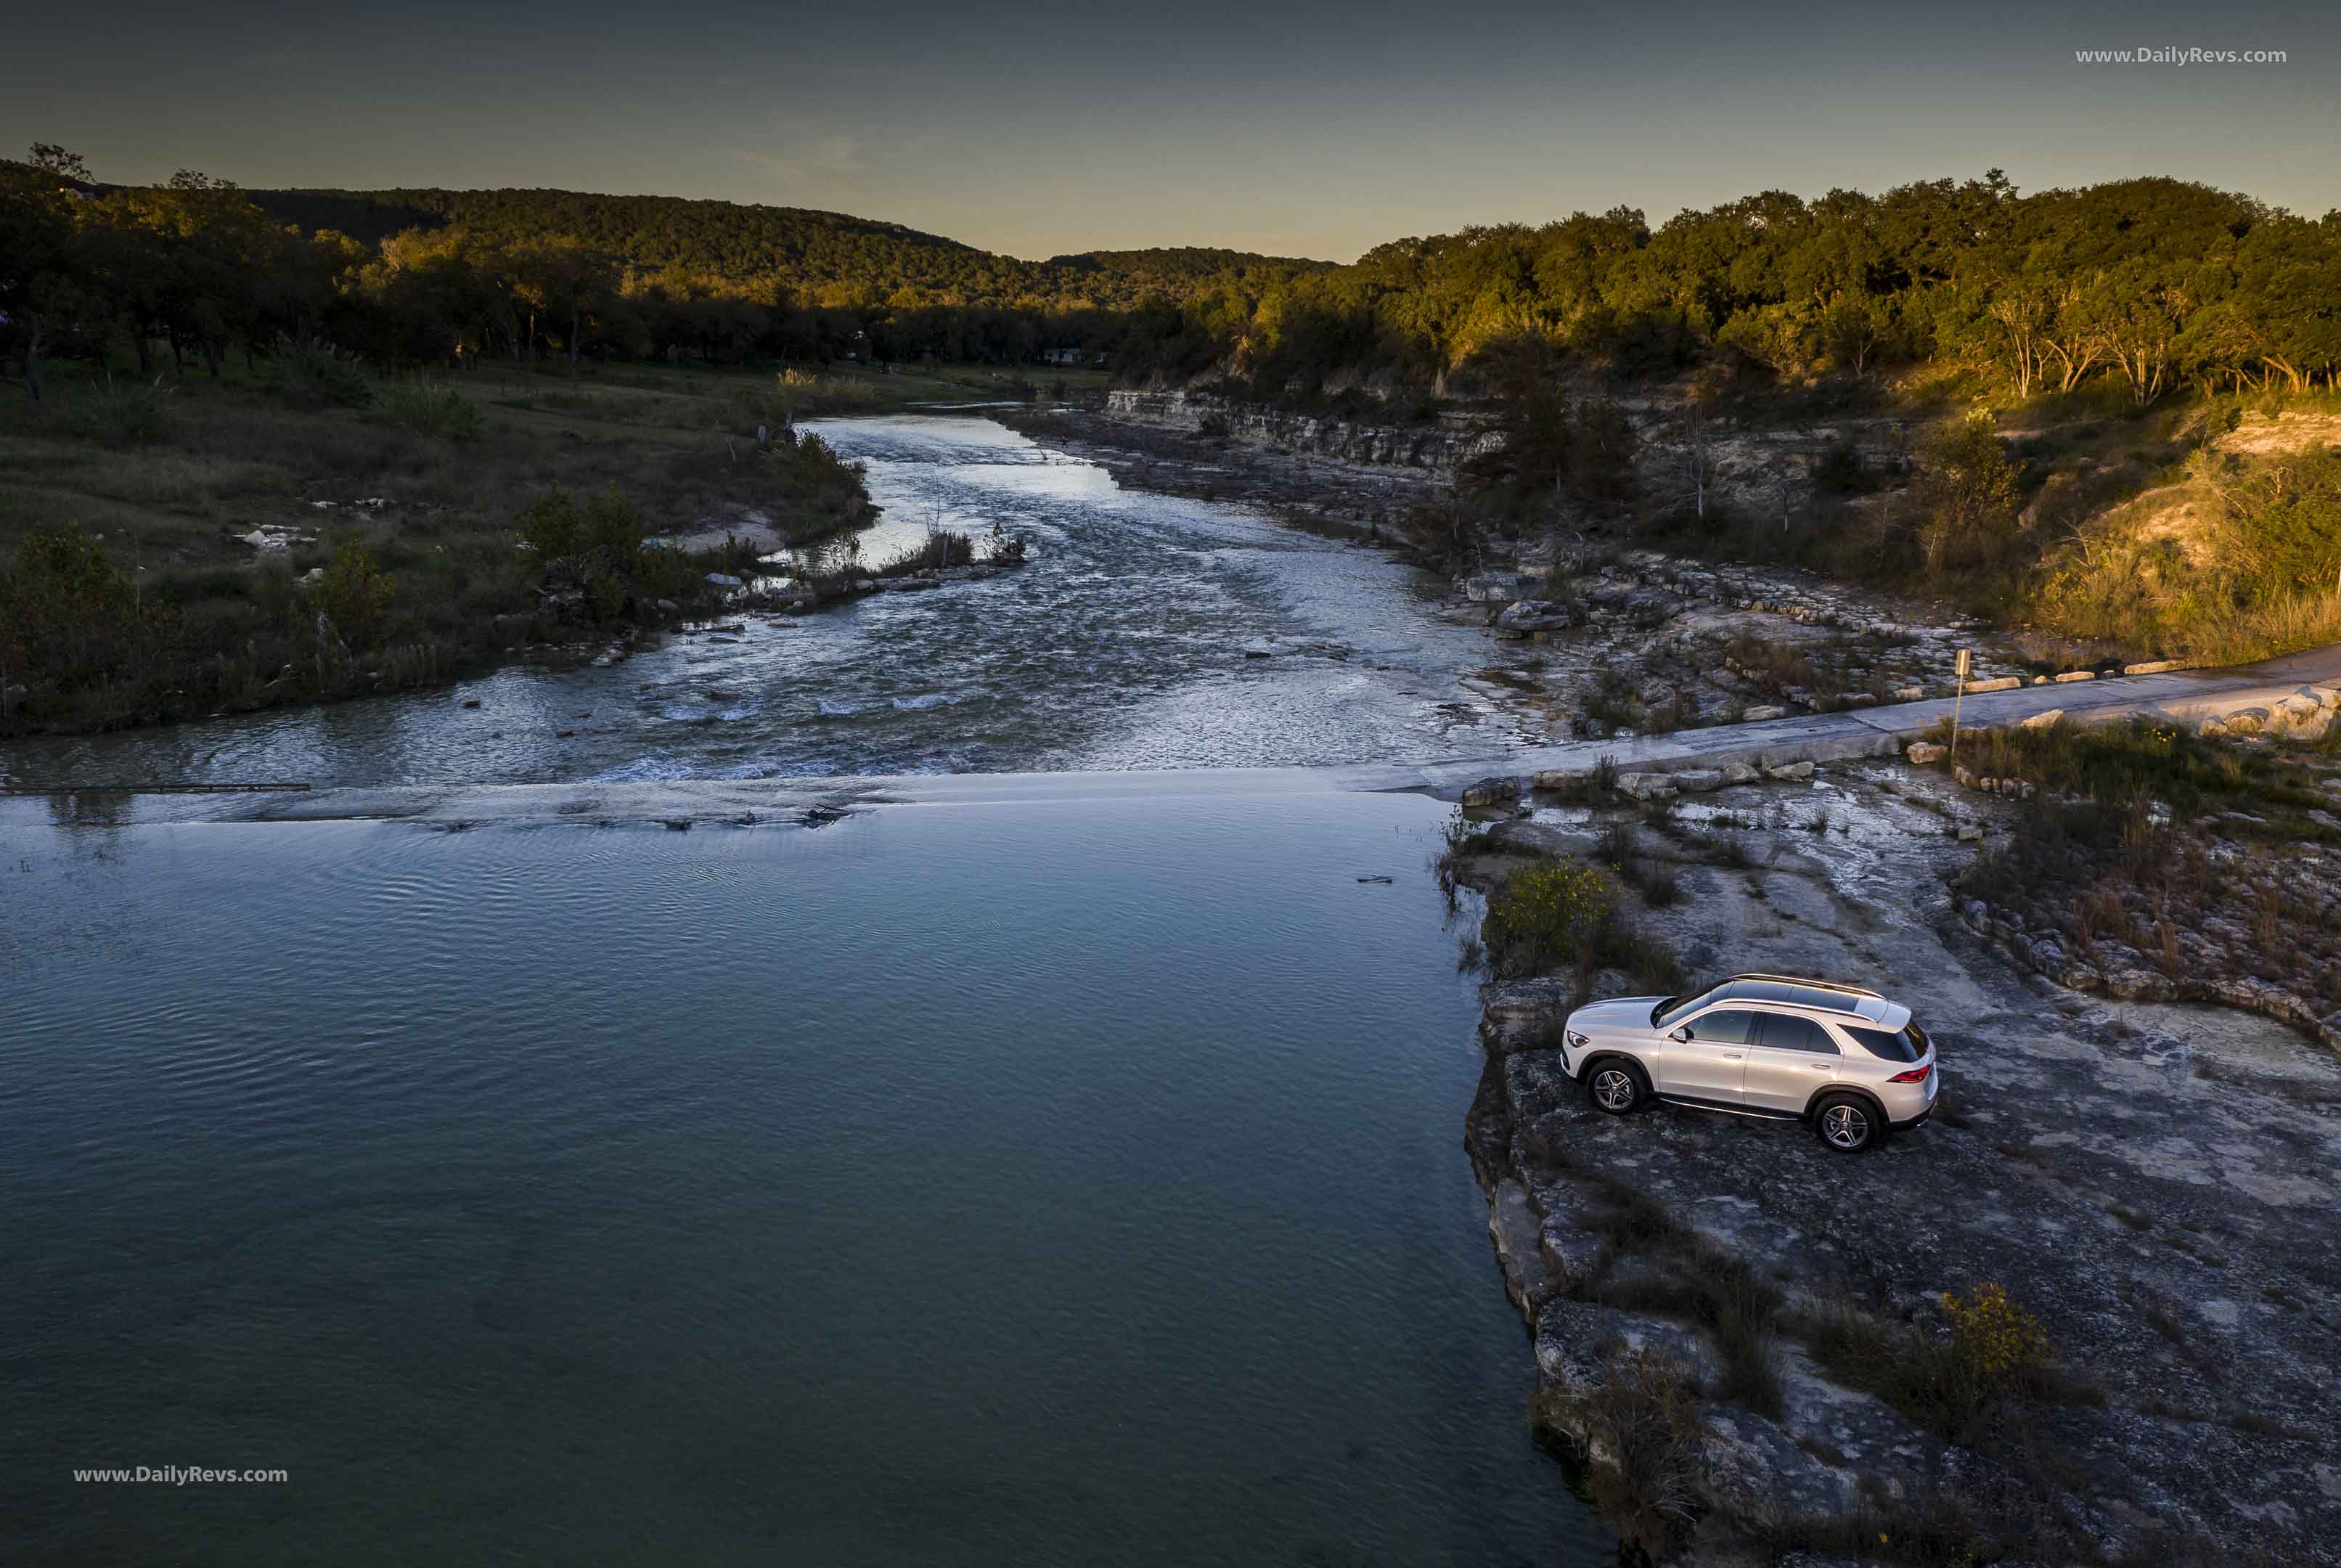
top-left (73, 1466), bottom-right (289, 1485)
top-left (2075, 46), bottom-right (2287, 65)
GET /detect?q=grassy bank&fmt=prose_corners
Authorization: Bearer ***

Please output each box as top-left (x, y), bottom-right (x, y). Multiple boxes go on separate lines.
top-left (0, 359), bottom-right (885, 736)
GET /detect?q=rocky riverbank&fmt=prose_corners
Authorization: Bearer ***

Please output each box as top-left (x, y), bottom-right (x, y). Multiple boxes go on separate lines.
top-left (1446, 739), bottom-right (2341, 1565)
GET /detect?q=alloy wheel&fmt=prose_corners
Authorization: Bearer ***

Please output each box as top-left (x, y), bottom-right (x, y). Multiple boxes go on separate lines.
top-left (1592, 1069), bottom-right (1637, 1112)
top-left (1821, 1103), bottom-right (1871, 1149)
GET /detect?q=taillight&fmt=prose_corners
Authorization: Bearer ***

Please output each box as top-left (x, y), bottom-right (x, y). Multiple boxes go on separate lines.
top-left (1887, 1063), bottom-right (1932, 1084)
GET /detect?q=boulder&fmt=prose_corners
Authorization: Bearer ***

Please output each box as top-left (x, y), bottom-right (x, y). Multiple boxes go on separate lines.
top-left (1530, 768), bottom-right (1587, 791)
top-left (1720, 762), bottom-right (1760, 786)
top-left (1460, 573), bottom-right (1533, 605)
top-left (1460, 776), bottom-right (1519, 807)
top-left (1764, 760), bottom-right (1815, 782)
top-left (1674, 769), bottom-right (1728, 793)
top-left (1699, 1406), bottom-right (1860, 1516)
top-left (2019, 708), bottom-right (2064, 730)
top-left (705, 571), bottom-right (745, 589)
top-left (1742, 704), bottom-right (1787, 722)
top-left (1538, 1224), bottom-right (1608, 1294)
top-left (1532, 1300), bottom-right (1721, 1399)
top-left (1906, 741), bottom-right (1948, 765)
top-left (1495, 600), bottom-right (1575, 636)
top-left (1953, 765), bottom-right (1977, 788)
top-left (1892, 685), bottom-right (1925, 701)
top-left (1480, 976), bottom-right (1578, 1053)
top-left (1614, 772), bottom-right (1678, 801)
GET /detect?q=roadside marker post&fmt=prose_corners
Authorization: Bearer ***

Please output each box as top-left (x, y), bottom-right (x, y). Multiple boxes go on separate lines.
top-left (1951, 649), bottom-right (1971, 756)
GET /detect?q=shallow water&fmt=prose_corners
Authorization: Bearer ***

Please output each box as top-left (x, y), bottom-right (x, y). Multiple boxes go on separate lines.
top-left (1, 415), bottom-right (1530, 788)
top-left (1, 788), bottom-right (1607, 1564)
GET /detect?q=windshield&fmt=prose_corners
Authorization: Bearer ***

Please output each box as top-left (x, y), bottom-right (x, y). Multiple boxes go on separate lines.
top-left (1653, 988), bottom-right (1721, 1029)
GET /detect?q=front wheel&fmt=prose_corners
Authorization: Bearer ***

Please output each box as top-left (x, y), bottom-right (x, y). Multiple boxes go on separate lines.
top-left (1812, 1094), bottom-right (1878, 1153)
top-left (1587, 1061), bottom-right (1645, 1116)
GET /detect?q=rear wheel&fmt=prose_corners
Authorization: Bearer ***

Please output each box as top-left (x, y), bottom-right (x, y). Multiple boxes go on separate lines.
top-left (1586, 1060), bottom-right (1646, 1116)
top-left (1813, 1094), bottom-right (1878, 1153)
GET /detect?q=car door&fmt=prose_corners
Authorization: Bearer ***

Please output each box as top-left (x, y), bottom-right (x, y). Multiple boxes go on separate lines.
top-left (1742, 1011), bottom-right (1841, 1113)
top-left (1659, 1008), bottom-right (1757, 1103)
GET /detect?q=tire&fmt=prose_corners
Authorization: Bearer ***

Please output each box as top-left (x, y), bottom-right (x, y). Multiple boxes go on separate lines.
top-left (1585, 1058), bottom-right (1647, 1116)
top-left (1812, 1093), bottom-right (1879, 1153)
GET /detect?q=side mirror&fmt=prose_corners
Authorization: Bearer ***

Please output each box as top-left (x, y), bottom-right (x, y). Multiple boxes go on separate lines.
top-left (1670, 1026), bottom-right (1692, 1042)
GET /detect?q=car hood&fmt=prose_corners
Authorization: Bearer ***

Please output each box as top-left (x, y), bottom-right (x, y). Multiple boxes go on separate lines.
top-left (1571, 997), bottom-right (1666, 1032)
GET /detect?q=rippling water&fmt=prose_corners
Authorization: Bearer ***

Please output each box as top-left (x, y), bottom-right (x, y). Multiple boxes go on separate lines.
top-left (0, 416), bottom-right (1529, 788)
top-left (1, 791), bottom-right (1607, 1564)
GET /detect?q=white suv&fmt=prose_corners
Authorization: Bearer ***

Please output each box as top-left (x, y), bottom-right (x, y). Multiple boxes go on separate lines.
top-left (1557, 973), bottom-right (1937, 1152)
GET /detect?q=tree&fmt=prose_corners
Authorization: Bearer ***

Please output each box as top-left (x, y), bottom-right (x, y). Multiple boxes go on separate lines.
top-left (0, 146), bottom-right (91, 403)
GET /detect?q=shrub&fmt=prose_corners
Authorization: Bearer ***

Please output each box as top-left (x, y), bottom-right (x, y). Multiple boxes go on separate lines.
top-left (1911, 419), bottom-right (2024, 575)
top-left (377, 381), bottom-right (485, 441)
top-left (65, 377), bottom-right (171, 444)
top-left (0, 524), bottom-right (158, 695)
top-left (876, 527), bottom-right (973, 577)
top-left (1554, 1349), bottom-right (1702, 1560)
top-left (519, 487), bottom-right (582, 558)
top-left (1940, 1281), bottom-right (2050, 1387)
top-left (260, 340), bottom-right (373, 410)
top-left (316, 537), bottom-right (393, 648)
top-left (1480, 862), bottom-right (1617, 977)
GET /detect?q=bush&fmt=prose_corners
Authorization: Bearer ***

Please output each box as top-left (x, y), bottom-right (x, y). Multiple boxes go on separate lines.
top-left (519, 487), bottom-right (582, 558)
top-left (316, 537), bottom-right (393, 648)
top-left (260, 340), bottom-right (373, 410)
top-left (1940, 1282), bottom-right (2050, 1387)
top-left (1480, 862), bottom-right (1617, 977)
top-left (1911, 419), bottom-right (2024, 575)
top-left (65, 377), bottom-right (171, 444)
top-left (377, 381), bottom-right (485, 441)
top-left (876, 527), bottom-right (973, 577)
top-left (1553, 1349), bottom-right (1702, 1560)
top-left (0, 524), bottom-right (159, 696)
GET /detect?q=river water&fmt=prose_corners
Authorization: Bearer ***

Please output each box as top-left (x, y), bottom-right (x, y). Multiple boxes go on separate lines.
top-left (1, 416), bottom-right (1609, 1564)
top-left (3, 791), bottom-right (1608, 1564)
top-left (0, 415), bottom-right (1532, 788)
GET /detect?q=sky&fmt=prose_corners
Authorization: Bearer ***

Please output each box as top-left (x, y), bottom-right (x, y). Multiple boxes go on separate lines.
top-left (9, 0), bottom-right (2336, 261)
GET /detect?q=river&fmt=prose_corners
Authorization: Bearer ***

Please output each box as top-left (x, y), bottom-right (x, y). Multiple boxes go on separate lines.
top-left (0, 415), bottom-right (1534, 788)
top-left (1, 415), bottom-right (1609, 1564)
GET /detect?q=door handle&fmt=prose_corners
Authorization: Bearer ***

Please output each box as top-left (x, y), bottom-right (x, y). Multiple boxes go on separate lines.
top-left (1723, 1053), bottom-right (1743, 1060)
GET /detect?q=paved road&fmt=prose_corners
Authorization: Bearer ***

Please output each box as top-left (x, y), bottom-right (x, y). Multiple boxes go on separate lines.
top-left (9, 647), bottom-right (2337, 825)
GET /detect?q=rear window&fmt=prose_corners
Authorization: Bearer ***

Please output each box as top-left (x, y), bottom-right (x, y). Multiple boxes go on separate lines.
top-left (1842, 1023), bottom-right (1926, 1062)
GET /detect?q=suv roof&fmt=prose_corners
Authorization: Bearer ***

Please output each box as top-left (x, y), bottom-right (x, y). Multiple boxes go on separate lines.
top-left (1705, 975), bottom-right (1908, 1029)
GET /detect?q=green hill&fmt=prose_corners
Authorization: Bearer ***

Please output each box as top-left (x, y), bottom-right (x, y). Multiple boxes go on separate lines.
top-left (245, 187), bottom-right (1326, 309)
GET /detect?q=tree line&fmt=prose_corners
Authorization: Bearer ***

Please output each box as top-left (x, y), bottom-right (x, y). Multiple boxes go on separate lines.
top-left (1116, 173), bottom-right (2341, 406)
top-left (9, 151), bottom-right (2340, 409)
top-left (0, 148), bottom-right (1319, 396)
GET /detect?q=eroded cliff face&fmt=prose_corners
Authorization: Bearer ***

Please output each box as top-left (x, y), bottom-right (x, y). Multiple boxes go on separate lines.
top-left (1103, 389), bottom-right (1495, 475)
top-left (1100, 388), bottom-right (1913, 523)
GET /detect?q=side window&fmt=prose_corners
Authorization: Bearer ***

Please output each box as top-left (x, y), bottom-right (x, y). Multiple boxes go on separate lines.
top-left (1754, 1014), bottom-right (1839, 1054)
top-left (1841, 1024), bottom-right (1919, 1061)
top-left (1683, 1009), bottom-right (1757, 1045)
